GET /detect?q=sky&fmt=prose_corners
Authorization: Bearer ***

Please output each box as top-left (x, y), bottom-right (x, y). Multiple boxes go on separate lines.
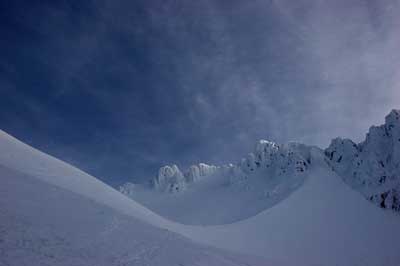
top-left (1, 0), bottom-right (400, 186)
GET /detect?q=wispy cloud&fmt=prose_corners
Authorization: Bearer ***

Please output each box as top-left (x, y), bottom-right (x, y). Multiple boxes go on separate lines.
top-left (1, 0), bottom-right (399, 184)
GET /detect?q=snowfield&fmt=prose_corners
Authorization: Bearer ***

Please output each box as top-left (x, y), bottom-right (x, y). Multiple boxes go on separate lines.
top-left (0, 130), bottom-right (270, 266)
top-left (1, 110), bottom-right (400, 266)
top-left (0, 165), bottom-right (270, 266)
top-left (120, 141), bottom-right (311, 225)
top-left (178, 149), bottom-right (400, 266)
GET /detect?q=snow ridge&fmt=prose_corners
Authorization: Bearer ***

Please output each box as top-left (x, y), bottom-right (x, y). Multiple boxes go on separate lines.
top-left (121, 140), bottom-right (311, 195)
top-left (153, 163), bottom-right (218, 193)
top-left (325, 109), bottom-right (400, 211)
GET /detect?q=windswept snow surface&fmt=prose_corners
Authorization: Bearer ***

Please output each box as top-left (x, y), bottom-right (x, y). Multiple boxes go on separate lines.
top-left (0, 130), bottom-right (170, 228)
top-left (179, 149), bottom-right (400, 266)
top-left (1, 129), bottom-right (400, 266)
top-left (121, 148), bottom-right (400, 266)
top-left (121, 141), bottom-right (311, 225)
top-left (0, 165), bottom-right (267, 266)
top-left (0, 130), bottom-right (269, 266)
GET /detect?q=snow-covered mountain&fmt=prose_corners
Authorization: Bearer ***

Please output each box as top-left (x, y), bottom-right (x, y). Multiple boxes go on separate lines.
top-left (120, 141), bottom-right (311, 224)
top-left (121, 141), bottom-right (400, 266)
top-left (2, 110), bottom-right (400, 266)
top-left (121, 110), bottom-right (400, 226)
top-left (180, 148), bottom-right (400, 266)
top-left (325, 109), bottom-right (400, 211)
top-left (153, 140), bottom-right (310, 193)
top-left (0, 130), bottom-right (268, 266)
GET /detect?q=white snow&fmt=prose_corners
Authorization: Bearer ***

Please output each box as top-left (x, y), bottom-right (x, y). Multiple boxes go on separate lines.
top-left (325, 109), bottom-right (400, 210)
top-left (0, 130), bottom-right (170, 228)
top-left (0, 165), bottom-right (268, 266)
top-left (178, 149), bottom-right (400, 266)
top-left (2, 107), bottom-right (400, 266)
top-left (155, 164), bottom-right (187, 193)
top-left (121, 140), bottom-right (311, 225)
top-left (0, 130), bottom-right (269, 266)
top-left (122, 144), bottom-right (400, 265)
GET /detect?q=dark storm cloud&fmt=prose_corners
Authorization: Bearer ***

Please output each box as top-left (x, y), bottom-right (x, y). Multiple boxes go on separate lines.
top-left (1, 0), bottom-right (399, 185)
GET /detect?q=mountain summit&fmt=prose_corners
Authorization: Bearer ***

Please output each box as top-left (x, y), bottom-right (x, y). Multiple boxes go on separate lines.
top-left (120, 141), bottom-right (312, 224)
top-left (325, 109), bottom-right (400, 211)
top-left (1, 110), bottom-right (400, 266)
top-left (151, 140), bottom-right (310, 193)
top-left (121, 110), bottom-right (400, 224)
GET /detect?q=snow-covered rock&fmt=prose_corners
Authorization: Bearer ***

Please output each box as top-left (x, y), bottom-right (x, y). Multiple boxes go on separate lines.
top-left (120, 140), bottom-right (311, 197)
top-left (325, 109), bottom-right (400, 211)
top-left (118, 182), bottom-right (136, 197)
top-left (150, 163), bottom-right (219, 193)
top-left (0, 130), bottom-right (272, 266)
top-left (2, 127), bottom-right (400, 266)
top-left (227, 141), bottom-right (310, 188)
top-left (198, 163), bottom-right (218, 177)
top-left (119, 139), bottom-right (311, 224)
top-left (154, 165), bottom-right (186, 193)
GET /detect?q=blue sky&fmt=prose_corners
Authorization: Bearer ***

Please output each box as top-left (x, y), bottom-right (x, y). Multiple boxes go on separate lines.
top-left (1, 0), bottom-right (399, 186)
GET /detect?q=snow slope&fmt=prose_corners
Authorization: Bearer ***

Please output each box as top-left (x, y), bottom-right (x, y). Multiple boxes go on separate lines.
top-left (0, 130), bottom-right (170, 228)
top-left (2, 125), bottom-right (400, 266)
top-left (0, 130), bottom-right (269, 266)
top-left (0, 165), bottom-right (269, 266)
top-left (120, 141), bottom-right (311, 225)
top-left (178, 149), bottom-right (400, 266)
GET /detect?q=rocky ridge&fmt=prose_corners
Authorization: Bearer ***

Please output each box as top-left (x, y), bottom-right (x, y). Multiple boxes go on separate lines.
top-left (325, 109), bottom-right (400, 211)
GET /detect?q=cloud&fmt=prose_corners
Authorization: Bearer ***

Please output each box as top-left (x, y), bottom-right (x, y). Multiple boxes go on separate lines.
top-left (1, 0), bottom-right (399, 184)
